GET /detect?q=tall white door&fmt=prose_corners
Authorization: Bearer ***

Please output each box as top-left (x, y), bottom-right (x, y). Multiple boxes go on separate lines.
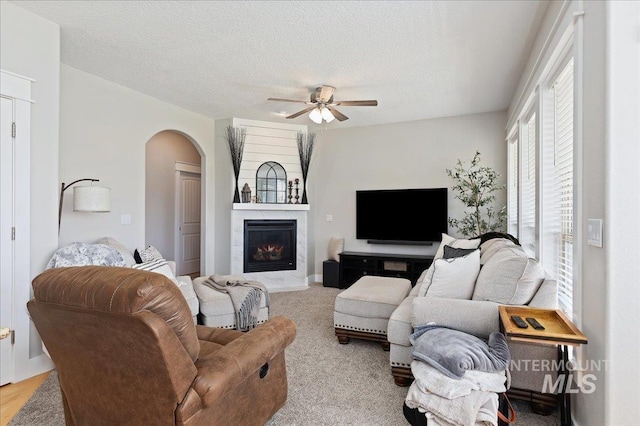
top-left (176, 171), bottom-right (201, 276)
top-left (0, 96), bottom-right (15, 385)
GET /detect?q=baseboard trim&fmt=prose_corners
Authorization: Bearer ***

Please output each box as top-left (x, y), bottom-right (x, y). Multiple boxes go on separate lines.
top-left (269, 285), bottom-right (309, 293)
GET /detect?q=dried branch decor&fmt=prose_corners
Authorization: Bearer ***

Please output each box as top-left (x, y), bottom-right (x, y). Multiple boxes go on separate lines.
top-left (446, 151), bottom-right (507, 237)
top-left (297, 131), bottom-right (316, 204)
top-left (226, 125), bottom-right (247, 203)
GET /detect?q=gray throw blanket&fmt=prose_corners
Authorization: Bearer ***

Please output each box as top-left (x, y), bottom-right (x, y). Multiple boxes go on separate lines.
top-left (202, 275), bottom-right (269, 331)
top-left (410, 324), bottom-right (510, 379)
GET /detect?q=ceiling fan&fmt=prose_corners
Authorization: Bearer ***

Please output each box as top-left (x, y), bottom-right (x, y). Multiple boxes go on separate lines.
top-left (268, 85), bottom-right (378, 123)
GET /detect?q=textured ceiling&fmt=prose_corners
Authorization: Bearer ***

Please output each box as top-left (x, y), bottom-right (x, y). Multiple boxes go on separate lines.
top-left (13, 1), bottom-right (547, 129)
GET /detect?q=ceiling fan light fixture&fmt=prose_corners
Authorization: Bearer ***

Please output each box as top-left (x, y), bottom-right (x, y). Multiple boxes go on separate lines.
top-left (309, 107), bottom-right (323, 124)
top-left (321, 107), bottom-right (335, 123)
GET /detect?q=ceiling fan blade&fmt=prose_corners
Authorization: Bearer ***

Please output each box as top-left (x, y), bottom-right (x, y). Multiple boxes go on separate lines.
top-left (286, 106), bottom-right (317, 119)
top-left (318, 85), bottom-right (336, 102)
top-left (333, 100), bottom-right (378, 106)
top-left (268, 98), bottom-right (310, 104)
top-left (327, 106), bottom-right (349, 121)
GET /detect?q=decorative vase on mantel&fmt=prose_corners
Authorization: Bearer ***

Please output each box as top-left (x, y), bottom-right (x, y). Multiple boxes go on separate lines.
top-left (233, 180), bottom-right (241, 203)
top-left (296, 131), bottom-right (316, 205)
top-left (225, 125), bottom-right (246, 204)
top-left (301, 178), bottom-right (308, 204)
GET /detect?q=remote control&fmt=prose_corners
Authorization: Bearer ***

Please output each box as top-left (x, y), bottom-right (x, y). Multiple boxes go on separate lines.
top-left (510, 315), bottom-right (528, 328)
top-left (526, 317), bottom-right (545, 330)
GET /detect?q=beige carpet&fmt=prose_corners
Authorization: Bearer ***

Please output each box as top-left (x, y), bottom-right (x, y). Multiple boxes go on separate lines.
top-left (10, 282), bottom-right (559, 425)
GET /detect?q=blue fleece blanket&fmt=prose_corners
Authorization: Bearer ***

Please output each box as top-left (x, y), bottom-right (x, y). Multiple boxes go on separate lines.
top-left (410, 324), bottom-right (510, 380)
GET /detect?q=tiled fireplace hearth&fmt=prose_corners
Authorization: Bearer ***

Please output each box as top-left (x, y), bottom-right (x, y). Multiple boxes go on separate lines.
top-left (231, 203), bottom-right (309, 291)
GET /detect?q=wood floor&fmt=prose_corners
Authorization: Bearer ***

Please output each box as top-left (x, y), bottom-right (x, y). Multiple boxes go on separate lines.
top-left (0, 371), bottom-right (50, 426)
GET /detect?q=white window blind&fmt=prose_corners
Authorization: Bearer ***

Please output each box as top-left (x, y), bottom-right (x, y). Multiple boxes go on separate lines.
top-left (520, 113), bottom-right (537, 257)
top-left (544, 58), bottom-right (574, 316)
top-left (507, 138), bottom-right (519, 236)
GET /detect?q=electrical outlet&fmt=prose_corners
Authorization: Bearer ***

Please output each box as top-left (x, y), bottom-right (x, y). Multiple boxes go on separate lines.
top-left (325, 214), bottom-right (333, 222)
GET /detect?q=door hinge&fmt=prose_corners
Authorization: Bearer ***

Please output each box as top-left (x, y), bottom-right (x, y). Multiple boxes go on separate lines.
top-left (11, 122), bottom-right (16, 138)
top-left (11, 227), bottom-right (15, 240)
top-left (11, 329), bottom-right (15, 345)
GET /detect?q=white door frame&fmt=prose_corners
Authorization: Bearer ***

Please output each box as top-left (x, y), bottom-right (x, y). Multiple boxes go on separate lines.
top-left (174, 162), bottom-right (201, 276)
top-left (1, 70), bottom-right (52, 383)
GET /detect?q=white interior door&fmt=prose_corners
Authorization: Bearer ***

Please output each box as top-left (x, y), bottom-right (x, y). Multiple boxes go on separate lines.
top-left (0, 96), bottom-right (15, 385)
top-left (176, 170), bottom-right (201, 276)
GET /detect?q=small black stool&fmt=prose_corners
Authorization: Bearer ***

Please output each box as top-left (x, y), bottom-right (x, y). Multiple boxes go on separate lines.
top-left (322, 260), bottom-right (340, 288)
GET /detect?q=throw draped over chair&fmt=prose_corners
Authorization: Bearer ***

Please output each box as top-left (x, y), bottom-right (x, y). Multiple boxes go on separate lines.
top-left (27, 266), bottom-right (296, 426)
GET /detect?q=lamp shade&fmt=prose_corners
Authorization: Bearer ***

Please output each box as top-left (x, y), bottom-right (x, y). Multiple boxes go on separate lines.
top-left (73, 186), bottom-right (111, 212)
top-left (308, 107), bottom-right (323, 124)
top-left (321, 107), bottom-right (335, 123)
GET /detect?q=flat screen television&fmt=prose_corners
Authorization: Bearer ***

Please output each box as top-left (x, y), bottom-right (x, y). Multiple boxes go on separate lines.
top-left (356, 188), bottom-right (448, 244)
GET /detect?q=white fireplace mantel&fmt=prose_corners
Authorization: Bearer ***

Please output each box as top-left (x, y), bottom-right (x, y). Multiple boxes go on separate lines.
top-left (232, 203), bottom-right (310, 211)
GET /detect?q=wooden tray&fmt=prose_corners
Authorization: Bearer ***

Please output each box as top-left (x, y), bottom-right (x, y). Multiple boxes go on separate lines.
top-left (499, 306), bottom-right (588, 345)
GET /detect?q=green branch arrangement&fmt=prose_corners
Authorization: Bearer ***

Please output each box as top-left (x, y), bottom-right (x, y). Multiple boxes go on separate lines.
top-left (446, 151), bottom-right (507, 237)
top-left (297, 131), bottom-right (316, 204)
top-left (225, 125), bottom-right (246, 203)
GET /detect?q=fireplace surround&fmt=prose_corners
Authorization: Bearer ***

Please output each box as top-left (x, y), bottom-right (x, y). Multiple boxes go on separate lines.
top-left (231, 203), bottom-right (309, 290)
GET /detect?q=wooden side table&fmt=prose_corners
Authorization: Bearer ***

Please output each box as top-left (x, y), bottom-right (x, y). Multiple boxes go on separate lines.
top-left (498, 306), bottom-right (587, 426)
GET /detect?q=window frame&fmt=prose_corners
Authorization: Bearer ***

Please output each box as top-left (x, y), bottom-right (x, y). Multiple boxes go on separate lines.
top-left (506, 29), bottom-right (582, 325)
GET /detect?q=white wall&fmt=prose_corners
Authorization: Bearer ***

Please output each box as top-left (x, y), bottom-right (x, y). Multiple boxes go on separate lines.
top-left (145, 130), bottom-right (201, 260)
top-left (310, 111), bottom-right (507, 275)
top-left (605, 2), bottom-right (640, 424)
top-left (59, 65), bottom-right (217, 273)
top-left (0, 1), bottom-right (59, 378)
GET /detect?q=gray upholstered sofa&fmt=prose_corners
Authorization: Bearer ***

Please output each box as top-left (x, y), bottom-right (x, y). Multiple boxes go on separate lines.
top-left (387, 236), bottom-right (559, 412)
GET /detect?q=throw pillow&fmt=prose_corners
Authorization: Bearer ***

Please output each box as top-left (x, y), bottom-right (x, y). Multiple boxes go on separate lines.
top-left (96, 237), bottom-right (136, 266)
top-left (137, 245), bottom-right (164, 263)
top-left (419, 250), bottom-right (480, 299)
top-left (479, 238), bottom-right (521, 265)
top-left (134, 249), bottom-right (143, 264)
top-left (131, 258), bottom-right (178, 285)
top-left (434, 233), bottom-right (481, 260)
top-left (472, 246), bottom-right (545, 305)
top-left (478, 231), bottom-right (520, 246)
top-left (327, 237), bottom-right (345, 262)
top-left (47, 242), bottom-right (126, 268)
top-left (442, 245), bottom-right (478, 259)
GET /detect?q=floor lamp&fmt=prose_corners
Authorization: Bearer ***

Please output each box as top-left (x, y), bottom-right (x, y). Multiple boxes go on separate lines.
top-left (58, 179), bottom-right (111, 232)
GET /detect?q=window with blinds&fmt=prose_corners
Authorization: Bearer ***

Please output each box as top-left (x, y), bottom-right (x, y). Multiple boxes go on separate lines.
top-left (520, 113), bottom-right (537, 257)
top-left (543, 58), bottom-right (574, 316)
top-left (507, 138), bottom-right (519, 236)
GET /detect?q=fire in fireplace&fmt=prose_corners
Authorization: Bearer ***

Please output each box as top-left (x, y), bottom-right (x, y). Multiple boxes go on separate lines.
top-left (244, 220), bottom-right (296, 273)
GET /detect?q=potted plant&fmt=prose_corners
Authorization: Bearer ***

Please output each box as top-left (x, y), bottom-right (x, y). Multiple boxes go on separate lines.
top-left (446, 151), bottom-right (507, 237)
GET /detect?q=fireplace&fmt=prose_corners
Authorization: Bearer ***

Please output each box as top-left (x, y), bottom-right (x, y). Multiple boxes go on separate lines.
top-left (244, 220), bottom-right (297, 273)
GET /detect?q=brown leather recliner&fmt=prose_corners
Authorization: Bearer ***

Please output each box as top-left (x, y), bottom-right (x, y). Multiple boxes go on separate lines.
top-left (27, 266), bottom-right (296, 425)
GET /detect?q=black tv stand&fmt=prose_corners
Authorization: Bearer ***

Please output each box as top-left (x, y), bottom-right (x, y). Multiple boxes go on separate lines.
top-left (339, 251), bottom-right (434, 289)
top-left (367, 240), bottom-right (434, 246)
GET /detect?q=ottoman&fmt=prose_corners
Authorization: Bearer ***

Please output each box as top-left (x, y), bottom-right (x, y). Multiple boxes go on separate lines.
top-left (334, 275), bottom-right (411, 350)
top-left (192, 276), bottom-right (269, 329)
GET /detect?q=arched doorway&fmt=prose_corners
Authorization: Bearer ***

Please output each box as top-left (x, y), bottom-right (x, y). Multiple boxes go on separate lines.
top-left (145, 130), bottom-right (202, 277)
